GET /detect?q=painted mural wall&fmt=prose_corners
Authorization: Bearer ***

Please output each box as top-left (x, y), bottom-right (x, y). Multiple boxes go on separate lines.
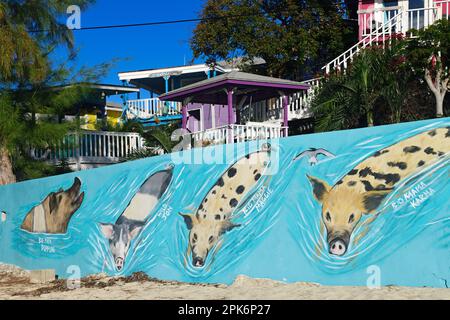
top-left (0, 118), bottom-right (449, 287)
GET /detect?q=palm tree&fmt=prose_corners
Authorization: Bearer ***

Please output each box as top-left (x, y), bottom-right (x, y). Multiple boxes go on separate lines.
top-left (126, 122), bottom-right (182, 160)
top-left (143, 122), bottom-right (182, 154)
top-left (312, 50), bottom-right (381, 131)
top-left (312, 43), bottom-right (409, 132)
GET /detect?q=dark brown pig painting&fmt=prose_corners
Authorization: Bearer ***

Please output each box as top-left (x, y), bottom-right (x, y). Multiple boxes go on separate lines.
top-left (21, 177), bottom-right (84, 234)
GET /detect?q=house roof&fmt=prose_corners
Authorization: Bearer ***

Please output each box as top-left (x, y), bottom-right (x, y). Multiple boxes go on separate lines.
top-left (117, 57), bottom-right (267, 81)
top-left (118, 63), bottom-right (238, 95)
top-left (158, 71), bottom-right (309, 105)
top-left (49, 83), bottom-right (140, 96)
top-left (118, 63), bottom-right (235, 81)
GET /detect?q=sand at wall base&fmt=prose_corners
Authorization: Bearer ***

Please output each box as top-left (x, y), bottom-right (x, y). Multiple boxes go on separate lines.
top-left (0, 264), bottom-right (448, 300)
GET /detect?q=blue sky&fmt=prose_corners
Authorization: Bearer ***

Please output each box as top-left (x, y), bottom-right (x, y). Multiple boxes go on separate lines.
top-left (64, 0), bottom-right (206, 85)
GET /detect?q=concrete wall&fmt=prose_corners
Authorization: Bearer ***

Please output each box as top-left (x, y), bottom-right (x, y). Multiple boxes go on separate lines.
top-left (0, 118), bottom-right (449, 287)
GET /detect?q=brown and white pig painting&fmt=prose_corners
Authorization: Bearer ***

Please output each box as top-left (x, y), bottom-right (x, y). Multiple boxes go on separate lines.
top-left (307, 127), bottom-right (450, 256)
top-left (180, 143), bottom-right (271, 268)
top-left (21, 177), bottom-right (85, 234)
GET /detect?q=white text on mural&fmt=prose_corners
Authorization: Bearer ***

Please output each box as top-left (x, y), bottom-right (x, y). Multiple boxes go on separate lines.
top-left (157, 204), bottom-right (173, 221)
top-left (39, 237), bottom-right (56, 253)
top-left (242, 186), bottom-right (273, 217)
top-left (391, 182), bottom-right (435, 210)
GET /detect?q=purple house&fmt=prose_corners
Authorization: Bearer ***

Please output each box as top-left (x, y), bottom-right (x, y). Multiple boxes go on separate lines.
top-left (118, 62), bottom-right (315, 143)
top-left (159, 71), bottom-right (309, 147)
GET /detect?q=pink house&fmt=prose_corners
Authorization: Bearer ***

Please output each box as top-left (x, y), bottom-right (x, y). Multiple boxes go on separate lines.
top-left (322, 0), bottom-right (449, 73)
top-left (358, 0), bottom-right (449, 40)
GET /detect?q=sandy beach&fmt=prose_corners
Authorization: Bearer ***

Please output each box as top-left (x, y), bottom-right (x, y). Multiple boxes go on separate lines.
top-left (0, 264), bottom-right (448, 300)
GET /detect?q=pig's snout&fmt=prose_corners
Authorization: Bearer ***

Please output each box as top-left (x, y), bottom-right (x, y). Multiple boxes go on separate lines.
top-left (192, 257), bottom-right (204, 268)
top-left (115, 257), bottom-right (124, 271)
top-left (329, 238), bottom-right (347, 256)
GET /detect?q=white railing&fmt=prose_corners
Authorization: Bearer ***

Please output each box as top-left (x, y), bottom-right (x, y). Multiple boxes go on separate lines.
top-left (31, 131), bottom-right (145, 165)
top-left (323, 10), bottom-right (404, 74)
top-left (291, 77), bottom-right (321, 118)
top-left (291, 2), bottom-right (449, 115)
top-left (437, 0), bottom-right (450, 20)
top-left (248, 78), bottom-right (320, 123)
top-left (323, 4), bottom-right (449, 74)
top-left (126, 98), bottom-right (182, 120)
top-left (359, 6), bottom-right (401, 38)
top-left (406, 7), bottom-right (440, 37)
top-left (187, 123), bottom-right (286, 148)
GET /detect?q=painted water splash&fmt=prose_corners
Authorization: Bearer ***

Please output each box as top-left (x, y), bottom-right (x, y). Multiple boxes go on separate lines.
top-left (0, 118), bottom-right (449, 287)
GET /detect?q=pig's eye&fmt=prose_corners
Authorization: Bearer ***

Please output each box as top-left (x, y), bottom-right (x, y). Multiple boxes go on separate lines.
top-left (325, 212), bottom-right (331, 222)
top-left (208, 236), bottom-right (214, 244)
top-left (192, 233), bottom-right (197, 243)
top-left (348, 214), bottom-right (355, 223)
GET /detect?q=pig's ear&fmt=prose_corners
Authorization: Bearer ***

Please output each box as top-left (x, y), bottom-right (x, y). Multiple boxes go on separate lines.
top-left (129, 225), bottom-right (143, 240)
top-left (307, 175), bottom-right (331, 203)
top-left (74, 192), bottom-right (84, 207)
top-left (362, 189), bottom-right (391, 213)
top-left (48, 193), bottom-right (58, 213)
top-left (220, 220), bottom-right (241, 235)
top-left (179, 212), bottom-right (194, 230)
top-left (99, 223), bottom-right (114, 239)
top-left (73, 177), bottom-right (82, 187)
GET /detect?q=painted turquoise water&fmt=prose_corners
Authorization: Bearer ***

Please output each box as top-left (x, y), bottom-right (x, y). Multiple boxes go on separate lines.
top-left (0, 118), bottom-right (449, 287)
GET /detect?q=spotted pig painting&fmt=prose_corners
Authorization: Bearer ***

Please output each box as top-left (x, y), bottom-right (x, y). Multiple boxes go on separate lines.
top-left (307, 127), bottom-right (450, 256)
top-left (180, 143), bottom-right (271, 268)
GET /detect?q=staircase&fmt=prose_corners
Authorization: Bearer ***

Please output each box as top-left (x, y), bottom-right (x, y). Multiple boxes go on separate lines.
top-left (300, 1), bottom-right (450, 110)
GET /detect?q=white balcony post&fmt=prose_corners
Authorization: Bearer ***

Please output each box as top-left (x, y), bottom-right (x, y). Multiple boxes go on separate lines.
top-left (227, 88), bottom-right (234, 143)
top-left (282, 95), bottom-right (289, 137)
top-left (400, 1), bottom-right (409, 33)
top-left (436, 2), bottom-right (443, 21)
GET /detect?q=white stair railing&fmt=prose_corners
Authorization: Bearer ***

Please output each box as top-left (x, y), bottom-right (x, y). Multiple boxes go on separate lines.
top-left (323, 4), bottom-right (446, 74)
top-left (323, 10), bottom-right (405, 74)
top-left (293, 2), bottom-right (449, 117)
top-left (126, 98), bottom-right (182, 120)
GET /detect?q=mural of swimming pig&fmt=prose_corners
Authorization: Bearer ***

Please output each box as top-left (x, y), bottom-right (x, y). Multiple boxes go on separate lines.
top-left (99, 164), bottom-right (173, 271)
top-left (307, 127), bottom-right (450, 256)
top-left (180, 143), bottom-right (271, 268)
top-left (21, 177), bottom-right (84, 234)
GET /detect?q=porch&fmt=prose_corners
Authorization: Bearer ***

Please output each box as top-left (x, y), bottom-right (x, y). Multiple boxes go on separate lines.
top-left (119, 64), bottom-right (232, 127)
top-left (124, 97), bottom-right (182, 125)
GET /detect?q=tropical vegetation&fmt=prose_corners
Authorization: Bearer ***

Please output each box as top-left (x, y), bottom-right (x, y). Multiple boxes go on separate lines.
top-left (0, 0), bottom-right (110, 184)
top-left (312, 20), bottom-right (449, 132)
top-left (191, 0), bottom-right (357, 80)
